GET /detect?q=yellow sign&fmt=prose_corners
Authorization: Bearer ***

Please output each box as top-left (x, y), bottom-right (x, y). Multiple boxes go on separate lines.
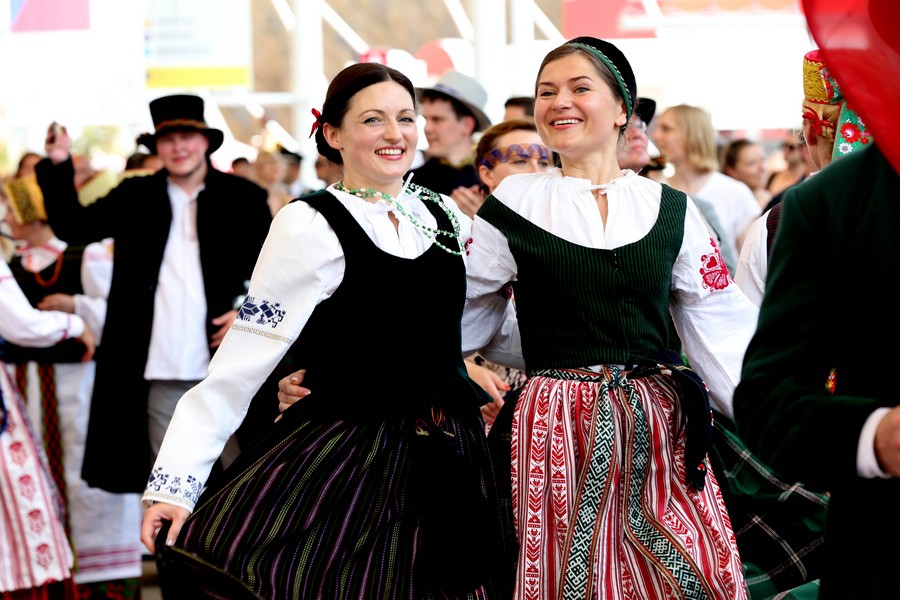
top-left (146, 66), bottom-right (250, 89)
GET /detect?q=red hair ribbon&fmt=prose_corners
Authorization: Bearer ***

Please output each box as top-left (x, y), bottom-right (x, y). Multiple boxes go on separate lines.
top-left (802, 109), bottom-right (835, 137)
top-left (308, 108), bottom-right (323, 139)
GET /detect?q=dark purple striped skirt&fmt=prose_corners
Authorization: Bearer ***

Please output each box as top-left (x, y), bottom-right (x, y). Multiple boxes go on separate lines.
top-left (163, 402), bottom-right (513, 599)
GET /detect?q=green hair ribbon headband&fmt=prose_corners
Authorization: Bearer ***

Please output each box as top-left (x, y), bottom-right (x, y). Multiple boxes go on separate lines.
top-left (567, 42), bottom-right (634, 121)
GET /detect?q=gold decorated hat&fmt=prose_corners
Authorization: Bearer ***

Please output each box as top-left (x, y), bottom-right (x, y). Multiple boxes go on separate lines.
top-left (2, 175), bottom-right (46, 224)
top-left (803, 49), bottom-right (843, 106)
top-left (801, 48), bottom-right (872, 162)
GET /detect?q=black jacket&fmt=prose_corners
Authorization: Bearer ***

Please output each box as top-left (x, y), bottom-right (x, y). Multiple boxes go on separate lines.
top-left (36, 157), bottom-right (272, 492)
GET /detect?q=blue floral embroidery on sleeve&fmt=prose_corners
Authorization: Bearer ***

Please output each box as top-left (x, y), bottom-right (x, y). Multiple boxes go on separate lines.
top-left (147, 467), bottom-right (168, 491)
top-left (237, 296), bottom-right (286, 328)
top-left (146, 467), bottom-right (203, 505)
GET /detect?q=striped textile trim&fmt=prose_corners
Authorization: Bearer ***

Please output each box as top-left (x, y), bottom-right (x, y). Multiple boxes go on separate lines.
top-left (511, 370), bottom-right (746, 599)
top-left (172, 408), bottom-right (506, 599)
top-left (528, 367), bottom-right (605, 381)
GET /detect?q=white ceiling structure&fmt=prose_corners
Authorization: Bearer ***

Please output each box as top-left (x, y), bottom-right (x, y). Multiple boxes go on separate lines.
top-left (0, 0), bottom-right (816, 175)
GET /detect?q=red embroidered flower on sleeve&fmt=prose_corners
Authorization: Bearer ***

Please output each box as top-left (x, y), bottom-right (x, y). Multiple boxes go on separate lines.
top-left (699, 237), bottom-right (730, 291)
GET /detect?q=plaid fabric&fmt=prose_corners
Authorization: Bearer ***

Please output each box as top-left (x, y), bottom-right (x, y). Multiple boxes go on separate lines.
top-left (74, 578), bottom-right (140, 600)
top-left (0, 579), bottom-right (78, 600)
top-left (163, 403), bottom-right (510, 600)
top-left (709, 415), bottom-right (828, 599)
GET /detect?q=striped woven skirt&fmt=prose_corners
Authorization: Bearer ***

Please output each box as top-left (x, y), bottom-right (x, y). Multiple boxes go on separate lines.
top-left (510, 366), bottom-right (747, 600)
top-left (0, 365), bottom-right (75, 596)
top-left (165, 401), bottom-right (513, 599)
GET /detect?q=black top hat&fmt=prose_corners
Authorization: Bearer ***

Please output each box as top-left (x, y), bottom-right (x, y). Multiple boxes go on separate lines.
top-left (278, 146), bottom-right (303, 164)
top-left (635, 97), bottom-right (656, 126)
top-left (136, 94), bottom-right (224, 154)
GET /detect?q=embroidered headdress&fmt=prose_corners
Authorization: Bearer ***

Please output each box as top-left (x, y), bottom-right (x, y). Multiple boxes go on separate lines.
top-left (802, 0), bottom-right (899, 172)
top-left (802, 49), bottom-right (871, 161)
top-left (2, 175), bottom-right (46, 225)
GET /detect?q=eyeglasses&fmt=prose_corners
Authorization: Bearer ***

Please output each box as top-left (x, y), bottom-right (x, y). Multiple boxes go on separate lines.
top-left (478, 143), bottom-right (551, 168)
top-left (630, 118), bottom-right (648, 133)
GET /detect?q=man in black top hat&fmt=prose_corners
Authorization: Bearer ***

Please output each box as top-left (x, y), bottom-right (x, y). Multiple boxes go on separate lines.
top-left (36, 94), bottom-right (273, 494)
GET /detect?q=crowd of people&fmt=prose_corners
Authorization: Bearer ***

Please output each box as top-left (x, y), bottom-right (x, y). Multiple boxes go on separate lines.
top-left (1, 1), bottom-right (897, 598)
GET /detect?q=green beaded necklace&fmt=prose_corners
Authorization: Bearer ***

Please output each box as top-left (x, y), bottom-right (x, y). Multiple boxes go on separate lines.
top-left (333, 178), bottom-right (464, 256)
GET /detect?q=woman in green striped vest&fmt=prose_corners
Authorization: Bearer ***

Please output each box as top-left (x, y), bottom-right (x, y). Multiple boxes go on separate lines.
top-left (460, 37), bottom-right (759, 599)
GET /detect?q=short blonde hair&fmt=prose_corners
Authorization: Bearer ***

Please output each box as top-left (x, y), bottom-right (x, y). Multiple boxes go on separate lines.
top-left (666, 104), bottom-right (719, 172)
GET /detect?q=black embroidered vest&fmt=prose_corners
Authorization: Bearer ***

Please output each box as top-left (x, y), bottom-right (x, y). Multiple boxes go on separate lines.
top-left (286, 191), bottom-right (487, 418)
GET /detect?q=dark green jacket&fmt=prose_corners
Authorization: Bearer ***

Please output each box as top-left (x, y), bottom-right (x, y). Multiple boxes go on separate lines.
top-left (734, 143), bottom-right (900, 599)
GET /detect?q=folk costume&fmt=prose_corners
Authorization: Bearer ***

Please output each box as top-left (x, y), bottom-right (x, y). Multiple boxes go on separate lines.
top-left (737, 2), bottom-right (900, 596)
top-left (1, 177), bottom-right (143, 596)
top-left (736, 143), bottom-right (899, 599)
top-left (35, 95), bottom-right (273, 494)
top-left (463, 169), bottom-right (757, 599)
top-left (143, 184), bottom-right (512, 599)
top-left (0, 259), bottom-right (77, 599)
top-left (715, 46), bottom-right (886, 599)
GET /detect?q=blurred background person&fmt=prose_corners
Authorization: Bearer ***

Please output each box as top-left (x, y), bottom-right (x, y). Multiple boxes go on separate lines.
top-left (450, 118), bottom-right (550, 219)
top-left (253, 148), bottom-right (292, 215)
top-left (0, 254), bottom-right (98, 600)
top-left (722, 138), bottom-right (772, 211)
top-left (408, 70), bottom-right (491, 196)
top-left (735, 48), bottom-right (873, 307)
top-left (35, 94), bottom-right (273, 500)
top-left (502, 95), bottom-right (534, 121)
top-left (230, 156), bottom-right (253, 179)
top-left (277, 146), bottom-right (307, 198)
top-left (313, 153), bottom-right (342, 188)
top-left (652, 103), bottom-right (759, 274)
top-left (764, 128), bottom-right (816, 207)
top-left (14, 151), bottom-right (42, 179)
top-left (617, 96), bottom-right (656, 174)
top-left (125, 149), bottom-right (163, 174)
top-left (1, 175), bottom-right (143, 599)
top-left (459, 117), bottom-right (550, 431)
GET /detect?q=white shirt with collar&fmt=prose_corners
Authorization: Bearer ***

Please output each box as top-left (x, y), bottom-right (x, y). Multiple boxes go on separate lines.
top-left (144, 180), bottom-right (210, 380)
